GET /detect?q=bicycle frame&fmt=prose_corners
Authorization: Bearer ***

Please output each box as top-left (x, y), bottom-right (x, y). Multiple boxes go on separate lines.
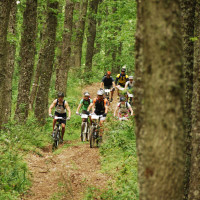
top-left (80, 114), bottom-right (89, 141)
top-left (52, 116), bottom-right (65, 150)
top-left (90, 114), bottom-right (103, 148)
top-left (104, 89), bottom-right (111, 100)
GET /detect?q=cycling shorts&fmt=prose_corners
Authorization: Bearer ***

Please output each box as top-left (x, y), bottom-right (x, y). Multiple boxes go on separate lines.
top-left (54, 112), bottom-right (67, 124)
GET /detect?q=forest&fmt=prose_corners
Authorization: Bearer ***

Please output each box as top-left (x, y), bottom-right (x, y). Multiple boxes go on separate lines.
top-left (0, 0), bottom-right (199, 200)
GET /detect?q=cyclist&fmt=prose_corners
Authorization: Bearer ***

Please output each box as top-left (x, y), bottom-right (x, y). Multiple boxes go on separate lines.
top-left (125, 75), bottom-right (134, 90)
top-left (115, 68), bottom-right (129, 96)
top-left (49, 92), bottom-right (71, 142)
top-left (125, 75), bottom-right (134, 103)
top-left (100, 71), bottom-right (116, 102)
top-left (114, 97), bottom-right (133, 119)
top-left (87, 90), bottom-right (108, 136)
top-left (76, 92), bottom-right (93, 123)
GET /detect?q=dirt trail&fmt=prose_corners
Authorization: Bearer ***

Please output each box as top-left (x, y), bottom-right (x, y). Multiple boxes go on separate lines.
top-left (22, 82), bottom-right (118, 200)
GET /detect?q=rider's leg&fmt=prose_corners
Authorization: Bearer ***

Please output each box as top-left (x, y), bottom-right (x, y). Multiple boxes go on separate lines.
top-left (53, 119), bottom-right (57, 131)
top-left (61, 123), bottom-right (65, 140)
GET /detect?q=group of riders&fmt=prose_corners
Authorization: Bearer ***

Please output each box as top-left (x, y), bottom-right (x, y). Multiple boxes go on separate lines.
top-left (49, 67), bottom-right (134, 142)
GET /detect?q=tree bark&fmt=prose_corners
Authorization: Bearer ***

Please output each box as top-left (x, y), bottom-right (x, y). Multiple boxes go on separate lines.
top-left (73, 0), bottom-right (88, 68)
top-left (15, 0), bottom-right (37, 122)
top-left (4, 0), bottom-right (17, 123)
top-left (85, 0), bottom-right (100, 73)
top-left (135, 1), bottom-right (185, 200)
top-left (0, 0), bottom-right (13, 129)
top-left (55, 0), bottom-right (74, 95)
top-left (181, 0), bottom-right (196, 199)
top-left (188, 2), bottom-right (200, 199)
top-left (34, 0), bottom-right (58, 123)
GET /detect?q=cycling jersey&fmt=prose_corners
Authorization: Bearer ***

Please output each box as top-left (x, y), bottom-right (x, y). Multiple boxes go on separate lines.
top-left (55, 99), bottom-right (66, 114)
top-left (102, 76), bottom-right (114, 87)
top-left (93, 98), bottom-right (108, 115)
top-left (80, 98), bottom-right (92, 111)
top-left (118, 102), bottom-right (131, 113)
top-left (125, 81), bottom-right (134, 89)
top-left (115, 74), bottom-right (129, 86)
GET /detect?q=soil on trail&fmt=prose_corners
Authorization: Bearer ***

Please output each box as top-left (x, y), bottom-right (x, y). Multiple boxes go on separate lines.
top-left (22, 82), bottom-right (118, 200)
top-left (23, 141), bottom-right (109, 200)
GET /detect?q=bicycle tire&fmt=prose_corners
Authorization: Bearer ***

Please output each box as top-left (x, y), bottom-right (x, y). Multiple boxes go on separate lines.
top-left (90, 127), bottom-right (95, 148)
top-left (81, 123), bottom-right (85, 142)
top-left (86, 123), bottom-right (90, 141)
top-left (53, 128), bottom-right (60, 149)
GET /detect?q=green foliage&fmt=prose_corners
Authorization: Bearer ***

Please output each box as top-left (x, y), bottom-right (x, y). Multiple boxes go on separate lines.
top-left (91, 0), bottom-right (136, 73)
top-left (84, 117), bottom-right (138, 200)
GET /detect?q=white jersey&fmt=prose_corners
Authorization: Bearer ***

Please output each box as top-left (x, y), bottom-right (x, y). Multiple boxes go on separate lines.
top-left (55, 99), bottom-right (66, 114)
top-left (125, 81), bottom-right (134, 89)
top-left (117, 102), bottom-right (131, 113)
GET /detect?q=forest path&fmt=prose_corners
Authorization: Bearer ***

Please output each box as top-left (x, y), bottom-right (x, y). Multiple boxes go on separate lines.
top-left (22, 82), bottom-right (118, 200)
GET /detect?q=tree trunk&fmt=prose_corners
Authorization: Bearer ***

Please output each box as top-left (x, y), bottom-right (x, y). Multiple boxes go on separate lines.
top-left (15, 0), bottom-right (37, 122)
top-left (181, 0), bottom-right (196, 199)
top-left (188, 2), bottom-right (200, 199)
top-left (85, 0), bottom-right (100, 73)
top-left (0, 0), bottom-right (13, 129)
top-left (34, 0), bottom-right (58, 123)
top-left (55, 0), bottom-right (74, 95)
top-left (73, 0), bottom-right (88, 68)
top-left (135, 1), bottom-right (185, 200)
top-left (4, 0), bottom-right (17, 123)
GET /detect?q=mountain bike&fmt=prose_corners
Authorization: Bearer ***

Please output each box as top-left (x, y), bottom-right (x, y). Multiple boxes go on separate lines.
top-left (51, 116), bottom-right (66, 151)
top-left (104, 89), bottom-right (111, 101)
top-left (90, 114), bottom-right (103, 148)
top-left (78, 113), bottom-right (90, 142)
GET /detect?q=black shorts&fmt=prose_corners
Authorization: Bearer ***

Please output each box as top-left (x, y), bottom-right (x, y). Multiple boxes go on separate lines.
top-left (104, 85), bottom-right (112, 89)
top-left (54, 112), bottom-right (67, 124)
top-left (119, 83), bottom-right (125, 87)
top-left (94, 111), bottom-right (105, 116)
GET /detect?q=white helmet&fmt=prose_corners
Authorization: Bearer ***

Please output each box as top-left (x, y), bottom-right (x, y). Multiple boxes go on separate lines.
top-left (129, 76), bottom-right (133, 79)
top-left (97, 90), bottom-right (104, 96)
top-left (84, 92), bottom-right (90, 97)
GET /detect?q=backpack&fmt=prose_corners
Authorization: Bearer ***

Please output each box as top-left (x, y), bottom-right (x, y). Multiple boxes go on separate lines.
top-left (82, 98), bottom-right (91, 105)
top-left (119, 102), bottom-right (129, 109)
top-left (56, 99), bottom-right (65, 109)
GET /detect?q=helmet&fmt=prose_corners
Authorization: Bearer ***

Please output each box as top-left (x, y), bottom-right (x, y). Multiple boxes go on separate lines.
top-left (84, 92), bottom-right (90, 97)
top-left (57, 92), bottom-right (64, 97)
top-left (129, 76), bottom-right (133, 79)
top-left (121, 68), bottom-right (126, 72)
top-left (107, 71), bottom-right (111, 76)
top-left (120, 97), bottom-right (126, 102)
top-left (97, 90), bottom-right (104, 96)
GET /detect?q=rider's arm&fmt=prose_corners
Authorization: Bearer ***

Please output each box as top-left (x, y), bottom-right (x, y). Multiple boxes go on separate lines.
top-left (104, 99), bottom-right (108, 114)
top-left (49, 100), bottom-right (57, 115)
top-left (87, 102), bottom-right (93, 112)
top-left (65, 101), bottom-right (71, 118)
top-left (112, 81), bottom-right (116, 88)
top-left (128, 103), bottom-right (133, 115)
top-left (76, 103), bottom-right (82, 113)
top-left (125, 81), bottom-right (128, 90)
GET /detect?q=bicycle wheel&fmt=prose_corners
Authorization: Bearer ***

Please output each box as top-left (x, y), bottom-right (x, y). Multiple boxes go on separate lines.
top-left (81, 122), bottom-right (86, 142)
top-left (86, 123), bottom-right (90, 141)
top-left (53, 128), bottom-right (59, 150)
top-left (90, 127), bottom-right (95, 148)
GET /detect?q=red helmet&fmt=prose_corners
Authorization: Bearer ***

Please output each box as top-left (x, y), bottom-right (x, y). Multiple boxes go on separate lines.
top-left (107, 71), bottom-right (111, 76)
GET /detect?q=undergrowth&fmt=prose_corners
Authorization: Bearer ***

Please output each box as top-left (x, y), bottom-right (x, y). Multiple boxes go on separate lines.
top-left (84, 114), bottom-right (138, 200)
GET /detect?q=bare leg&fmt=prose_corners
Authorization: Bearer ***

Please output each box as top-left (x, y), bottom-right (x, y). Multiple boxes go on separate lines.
top-left (61, 123), bottom-right (65, 140)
